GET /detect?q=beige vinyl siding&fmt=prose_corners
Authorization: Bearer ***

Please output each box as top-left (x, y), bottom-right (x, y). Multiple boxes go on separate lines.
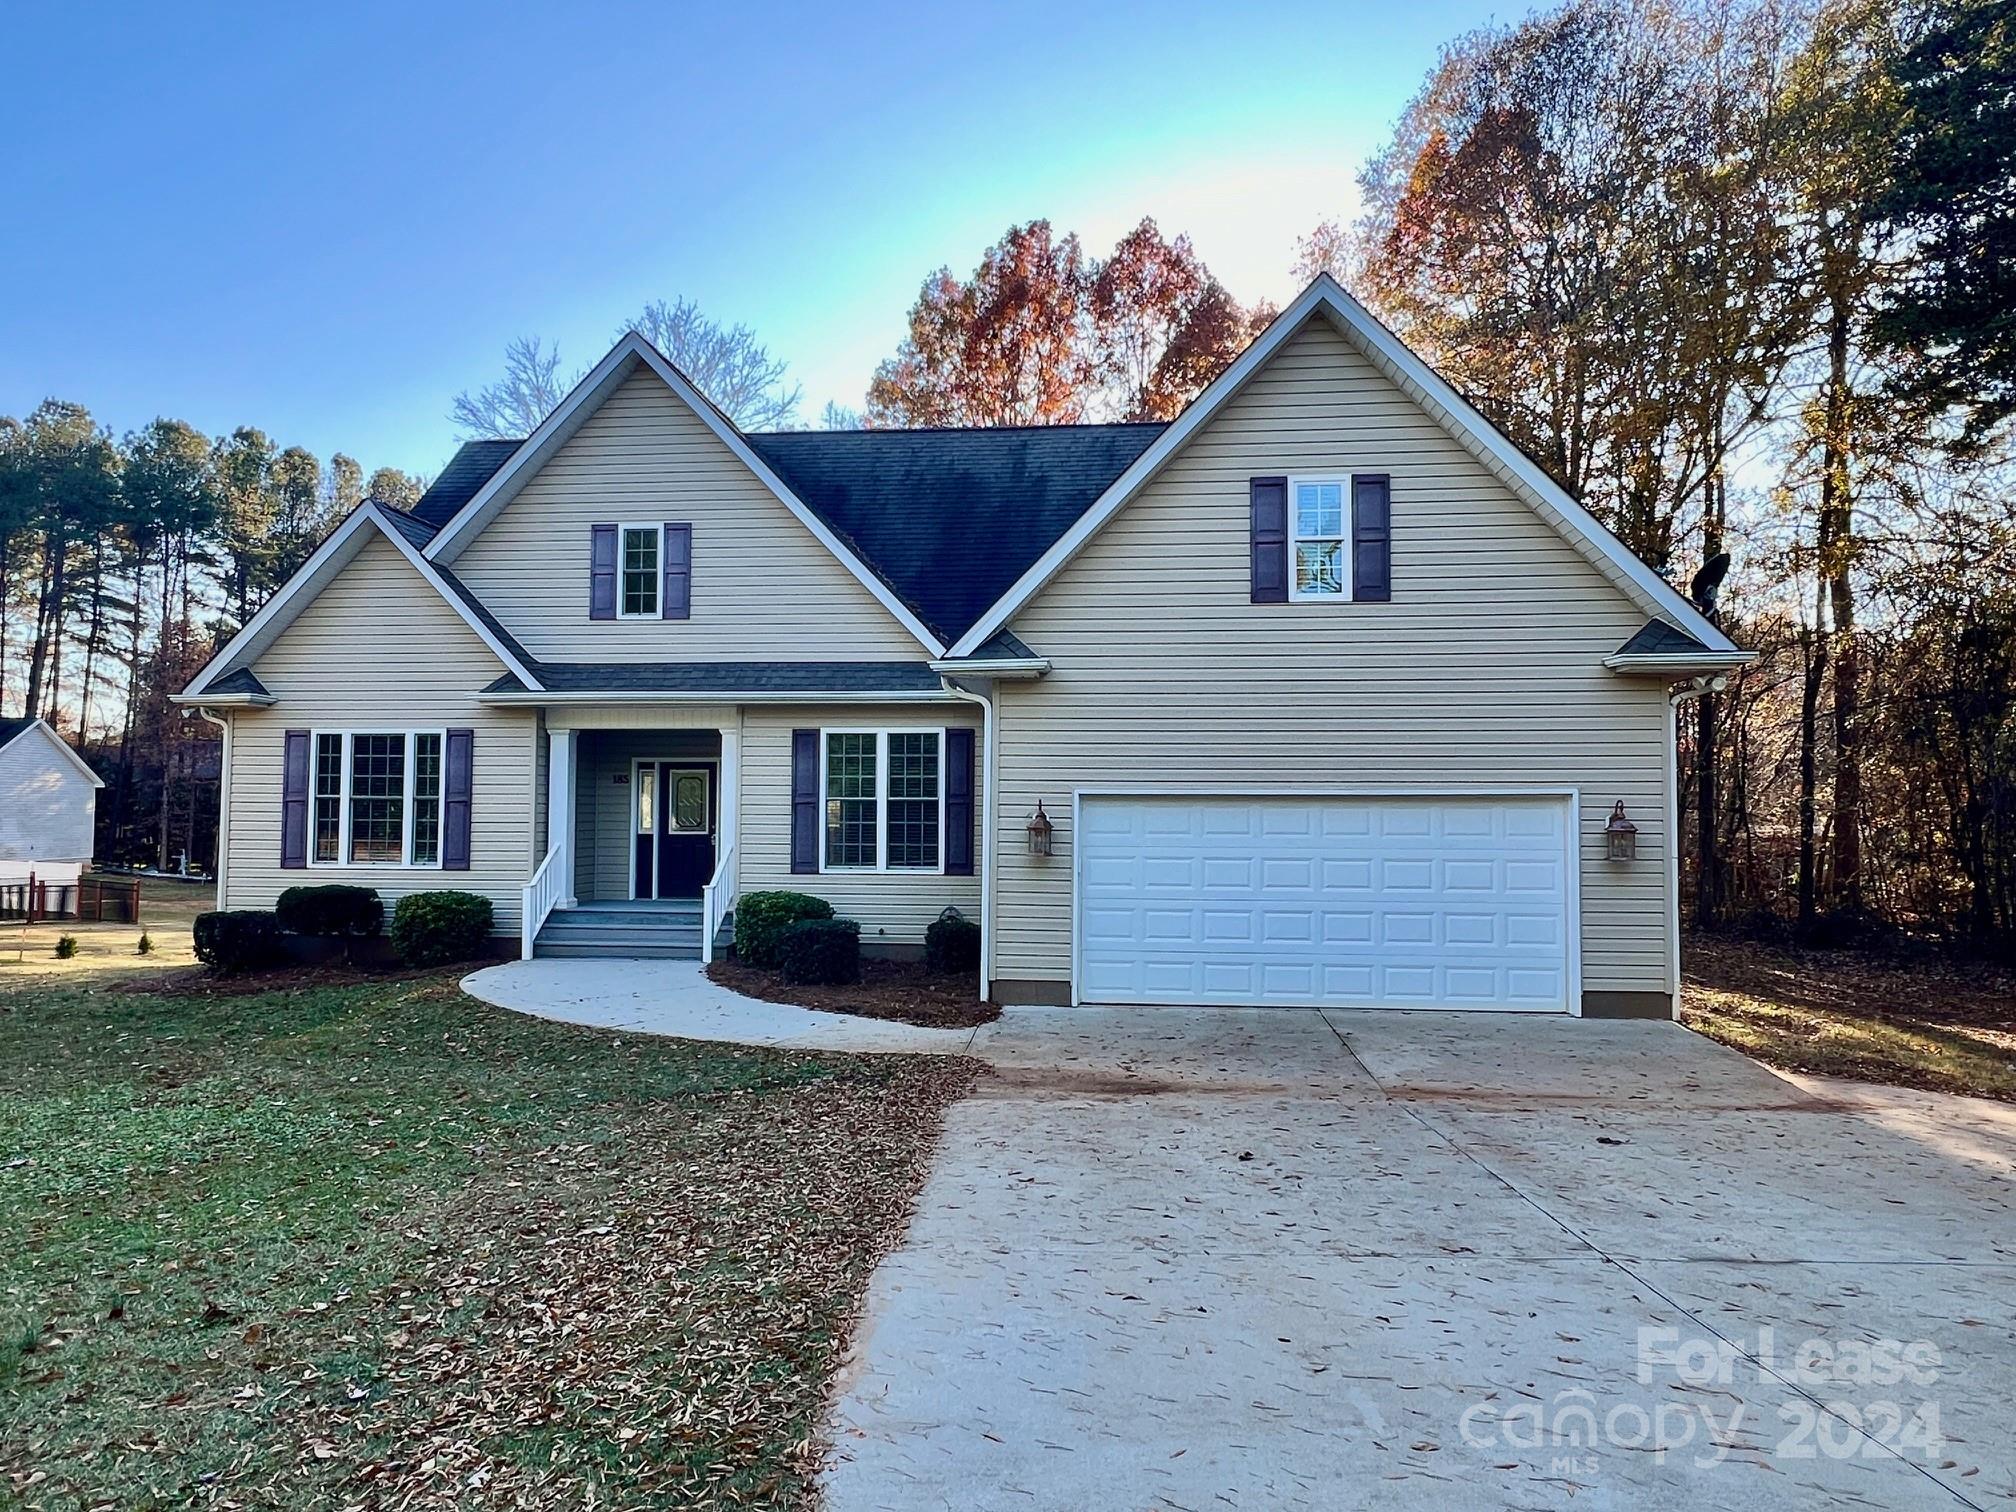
top-left (225, 534), bottom-right (539, 932)
top-left (737, 704), bottom-right (981, 949)
top-left (572, 729), bottom-right (719, 901)
top-left (993, 316), bottom-right (1673, 997)
top-left (450, 368), bottom-right (927, 662)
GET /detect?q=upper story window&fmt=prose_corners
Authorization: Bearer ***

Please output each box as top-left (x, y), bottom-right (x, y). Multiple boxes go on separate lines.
top-left (1291, 478), bottom-right (1349, 600)
top-left (620, 524), bottom-right (659, 618)
top-left (822, 729), bottom-right (944, 872)
top-left (311, 730), bottom-right (444, 867)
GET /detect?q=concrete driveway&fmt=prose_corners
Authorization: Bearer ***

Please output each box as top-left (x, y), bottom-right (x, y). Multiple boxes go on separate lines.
top-left (821, 1008), bottom-right (2016, 1510)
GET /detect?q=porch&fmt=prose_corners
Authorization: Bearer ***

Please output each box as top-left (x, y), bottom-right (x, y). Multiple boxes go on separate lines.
top-left (523, 724), bottom-right (738, 961)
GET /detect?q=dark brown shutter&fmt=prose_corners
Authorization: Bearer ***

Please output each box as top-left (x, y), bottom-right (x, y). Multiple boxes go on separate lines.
top-left (662, 523), bottom-right (691, 620)
top-left (790, 729), bottom-right (818, 874)
top-left (589, 523), bottom-right (617, 619)
top-left (945, 727), bottom-right (975, 876)
top-left (1352, 474), bottom-right (1391, 602)
top-left (1249, 476), bottom-right (1288, 603)
top-left (443, 729), bottom-right (474, 871)
top-left (280, 729), bottom-right (310, 868)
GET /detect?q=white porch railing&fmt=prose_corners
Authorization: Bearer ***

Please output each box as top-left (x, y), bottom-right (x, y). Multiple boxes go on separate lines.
top-left (701, 839), bottom-right (737, 965)
top-left (521, 846), bottom-right (564, 960)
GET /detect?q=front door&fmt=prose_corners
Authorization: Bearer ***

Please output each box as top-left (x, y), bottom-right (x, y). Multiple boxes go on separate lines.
top-left (632, 763), bottom-right (716, 899)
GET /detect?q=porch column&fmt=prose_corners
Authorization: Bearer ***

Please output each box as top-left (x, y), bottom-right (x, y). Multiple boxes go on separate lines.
top-left (547, 727), bottom-right (578, 908)
top-left (717, 725), bottom-right (739, 865)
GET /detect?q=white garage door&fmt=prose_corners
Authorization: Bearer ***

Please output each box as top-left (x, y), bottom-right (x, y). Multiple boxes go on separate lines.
top-left (1077, 794), bottom-right (1574, 1012)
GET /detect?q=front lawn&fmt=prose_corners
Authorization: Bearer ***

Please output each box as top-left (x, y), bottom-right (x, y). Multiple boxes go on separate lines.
top-left (0, 976), bottom-right (975, 1508)
top-left (1682, 933), bottom-right (2016, 1101)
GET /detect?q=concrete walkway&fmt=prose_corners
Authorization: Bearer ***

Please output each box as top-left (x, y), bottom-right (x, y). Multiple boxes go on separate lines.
top-left (825, 1008), bottom-right (2016, 1511)
top-left (462, 958), bottom-right (980, 1055)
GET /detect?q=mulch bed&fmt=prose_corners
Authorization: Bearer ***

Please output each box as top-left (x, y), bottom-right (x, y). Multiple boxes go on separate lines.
top-left (707, 957), bottom-right (1001, 1029)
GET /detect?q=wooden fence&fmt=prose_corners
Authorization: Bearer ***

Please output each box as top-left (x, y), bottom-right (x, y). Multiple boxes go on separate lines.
top-left (0, 874), bottom-right (142, 924)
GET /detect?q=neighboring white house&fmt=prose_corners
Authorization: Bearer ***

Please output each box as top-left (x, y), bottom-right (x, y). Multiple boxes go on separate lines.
top-left (0, 716), bottom-right (104, 889)
top-left (176, 275), bottom-right (1752, 1018)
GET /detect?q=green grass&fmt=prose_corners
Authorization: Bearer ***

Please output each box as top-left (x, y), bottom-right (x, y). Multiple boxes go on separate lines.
top-left (0, 975), bottom-right (972, 1508)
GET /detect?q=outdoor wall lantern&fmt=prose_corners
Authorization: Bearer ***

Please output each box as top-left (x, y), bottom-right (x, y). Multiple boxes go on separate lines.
top-left (1604, 801), bottom-right (1638, 862)
top-left (1026, 801), bottom-right (1055, 857)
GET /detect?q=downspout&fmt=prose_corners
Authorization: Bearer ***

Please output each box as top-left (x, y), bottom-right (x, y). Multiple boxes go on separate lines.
top-left (941, 677), bottom-right (996, 1000)
top-left (1666, 675), bottom-right (1726, 1019)
top-left (195, 707), bottom-right (230, 910)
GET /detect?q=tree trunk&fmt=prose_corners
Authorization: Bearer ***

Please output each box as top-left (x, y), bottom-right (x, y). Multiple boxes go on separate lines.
top-left (23, 537), bottom-right (60, 719)
top-left (1796, 576), bottom-right (1829, 929)
top-left (1818, 284), bottom-right (1863, 916)
top-left (1694, 468), bottom-right (1726, 929)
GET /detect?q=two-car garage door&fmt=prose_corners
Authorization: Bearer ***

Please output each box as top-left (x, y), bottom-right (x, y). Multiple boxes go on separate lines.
top-left (1076, 794), bottom-right (1575, 1012)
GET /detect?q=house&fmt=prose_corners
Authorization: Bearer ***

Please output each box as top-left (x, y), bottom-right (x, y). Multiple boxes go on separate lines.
top-left (0, 716), bottom-right (105, 899)
top-left (175, 276), bottom-right (1749, 1016)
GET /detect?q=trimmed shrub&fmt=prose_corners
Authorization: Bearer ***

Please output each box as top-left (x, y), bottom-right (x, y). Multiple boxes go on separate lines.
top-left (275, 883), bottom-right (382, 937)
top-left (54, 935), bottom-right (78, 960)
top-left (193, 910), bottom-right (283, 973)
top-left (778, 917), bottom-right (860, 985)
top-left (925, 914), bottom-right (981, 974)
top-left (389, 891), bottom-right (494, 967)
top-left (734, 890), bottom-right (835, 969)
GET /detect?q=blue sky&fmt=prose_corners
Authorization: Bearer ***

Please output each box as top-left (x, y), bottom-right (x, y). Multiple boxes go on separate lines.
top-left (2, 1), bottom-right (1504, 478)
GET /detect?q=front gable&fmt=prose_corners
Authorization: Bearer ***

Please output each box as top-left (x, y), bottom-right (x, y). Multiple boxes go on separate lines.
top-left (433, 339), bottom-right (942, 661)
top-left (1013, 314), bottom-right (1649, 661)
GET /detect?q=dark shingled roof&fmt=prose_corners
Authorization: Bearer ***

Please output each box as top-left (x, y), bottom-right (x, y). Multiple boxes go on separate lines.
top-left (374, 505), bottom-right (539, 676)
top-left (0, 716), bottom-right (35, 750)
top-left (948, 628), bottom-right (1042, 662)
top-left (482, 661), bottom-right (944, 696)
top-left (410, 440), bottom-right (522, 528)
top-left (406, 425), bottom-right (1165, 644)
top-left (745, 425), bottom-right (1165, 642)
top-left (205, 667), bottom-right (271, 697)
top-left (1615, 619), bottom-right (1712, 657)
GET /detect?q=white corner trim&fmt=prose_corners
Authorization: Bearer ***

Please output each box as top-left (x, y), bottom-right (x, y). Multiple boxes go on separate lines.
top-left (947, 274), bottom-right (1741, 659)
top-left (419, 332), bottom-right (946, 656)
top-left (0, 718), bottom-right (105, 788)
top-left (181, 504), bottom-right (543, 699)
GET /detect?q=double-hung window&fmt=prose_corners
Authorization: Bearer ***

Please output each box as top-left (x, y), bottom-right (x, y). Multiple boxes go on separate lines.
top-left (821, 729), bottom-right (944, 872)
top-left (619, 524), bottom-right (660, 618)
top-left (310, 730), bottom-right (446, 867)
top-left (1290, 477), bottom-right (1350, 600)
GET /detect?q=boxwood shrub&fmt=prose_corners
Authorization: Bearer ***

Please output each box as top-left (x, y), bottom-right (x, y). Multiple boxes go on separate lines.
top-left (275, 883), bottom-right (383, 937)
top-left (925, 913), bottom-right (981, 974)
top-left (193, 910), bottom-right (283, 973)
top-left (389, 891), bottom-right (494, 967)
top-left (734, 890), bottom-right (834, 969)
top-left (778, 917), bottom-right (860, 985)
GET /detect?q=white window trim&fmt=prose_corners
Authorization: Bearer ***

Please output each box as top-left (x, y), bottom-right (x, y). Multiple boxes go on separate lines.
top-left (1286, 474), bottom-right (1357, 604)
top-left (307, 728), bottom-right (448, 870)
top-left (616, 521), bottom-right (661, 620)
top-left (818, 727), bottom-right (948, 875)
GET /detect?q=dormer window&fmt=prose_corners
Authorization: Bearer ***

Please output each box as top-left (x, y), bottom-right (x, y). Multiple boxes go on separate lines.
top-left (620, 525), bottom-right (660, 617)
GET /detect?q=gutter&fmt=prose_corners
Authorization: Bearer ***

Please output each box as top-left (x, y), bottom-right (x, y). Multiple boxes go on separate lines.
top-left (1605, 651), bottom-right (1757, 675)
top-left (477, 688), bottom-right (963, 706)
top-left (940, 676), bottom-right (997, 1001)
top-left (927, 656), bottom-right (1051, 680)
top-left (169, 691), bottom-right (276, 709)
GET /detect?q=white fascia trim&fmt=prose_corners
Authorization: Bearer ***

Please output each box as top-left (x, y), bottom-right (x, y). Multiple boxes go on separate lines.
top-left (421, 332), bottom-right (946, 656)
top-left (948, 274), bottom-right (1741, 659)
top-left (1603, 651), bottom-right (1758, 674)
top-left (169, 692), bottom-right (278, 709)
top-left (477, 688), bottom-right (962, 706)
top-left (2, 719), bottom-right (106, 788)
top-left (181, 503), bottom-right (543, 698)
top-left (926, 657), bottom-right (1052, 678)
